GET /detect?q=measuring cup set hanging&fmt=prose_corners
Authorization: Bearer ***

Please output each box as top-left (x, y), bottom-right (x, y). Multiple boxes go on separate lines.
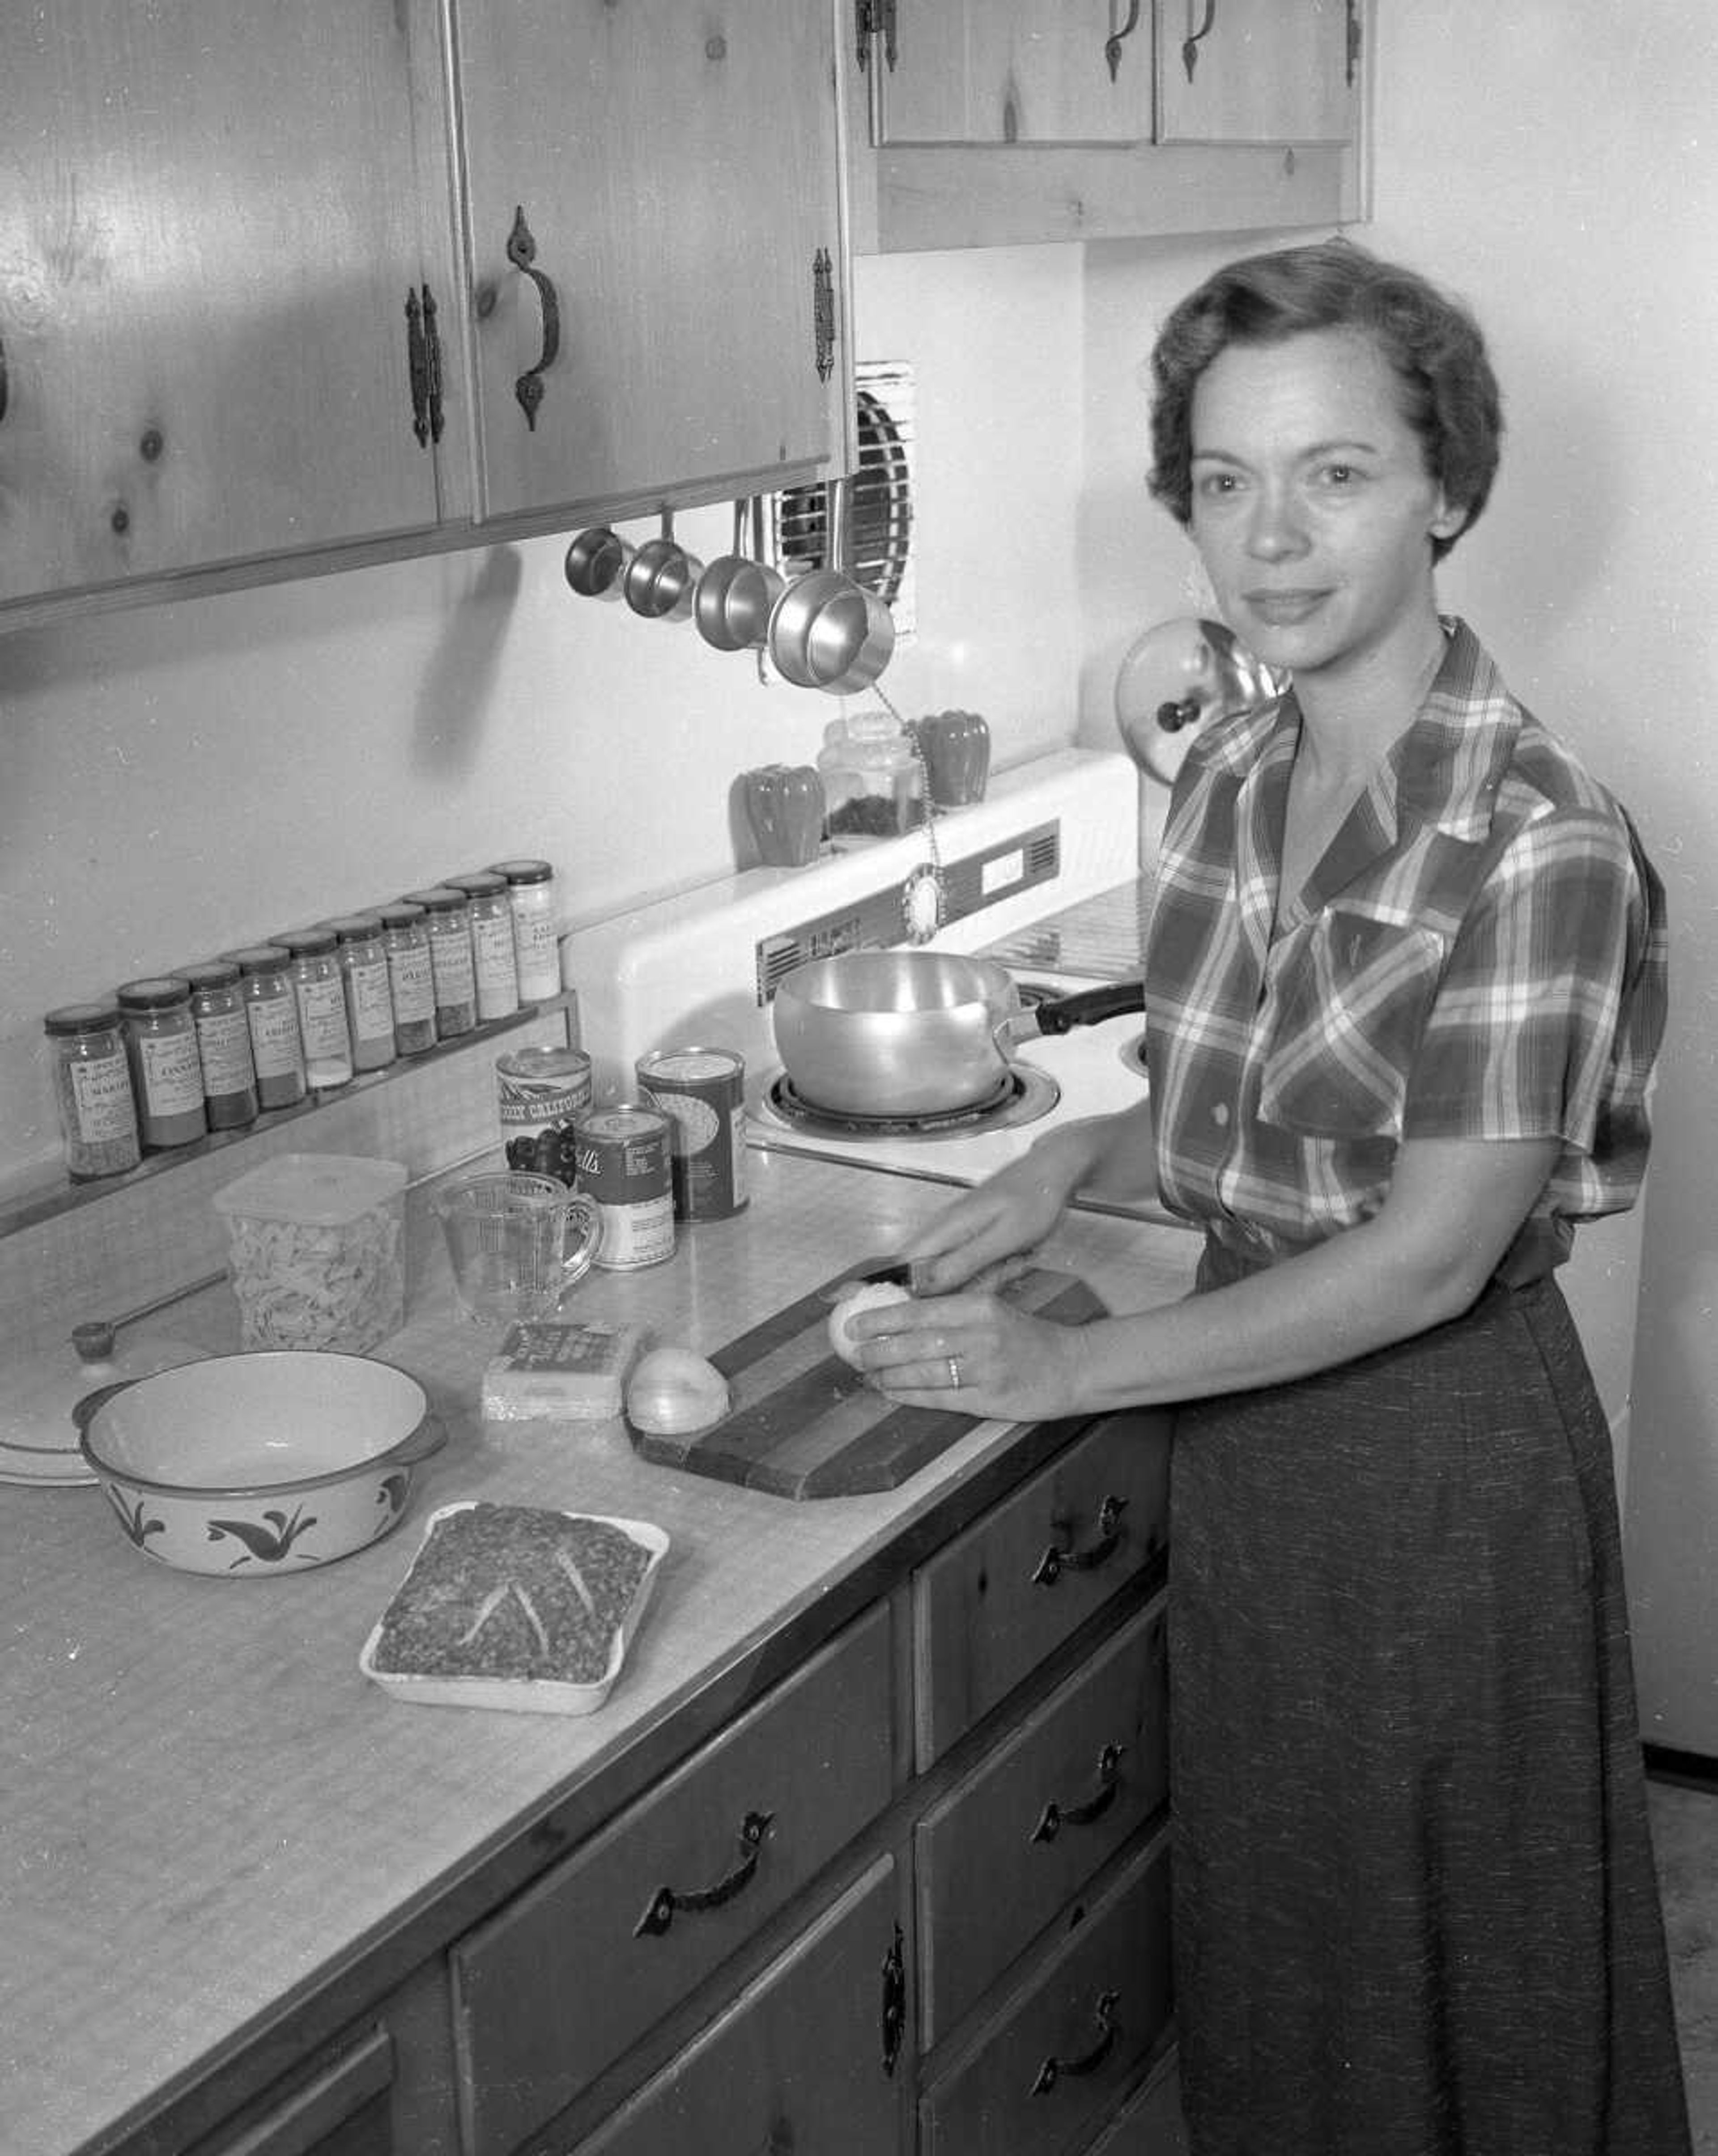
top-left (562, 475), bottom-right (895, 696)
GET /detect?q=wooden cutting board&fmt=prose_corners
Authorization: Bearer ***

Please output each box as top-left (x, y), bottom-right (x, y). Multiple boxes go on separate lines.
top-left (629, 1261), bottom-right (1105, 1498)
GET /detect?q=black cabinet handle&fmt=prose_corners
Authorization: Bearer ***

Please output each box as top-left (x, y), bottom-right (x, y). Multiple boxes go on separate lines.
top-left (1104, 0), bottom-right (1142, 82)
top-left (813, 248), bottom-right (836, 384)
top-left (1182, 0), bottom-right (1219, 81)
top-left (1033, 1494), bottom-right (1129, 1585)
top-left (506, 205), bottom-right (560, 431)
top-left (0, 329), bottom-right (8, 426)
top-left (1031, 1989), bottom-right (1120, 2096)
top-left (1030, 1742), bottom-right (1126, 1844)
top-left (404, 290), bottom-right (429, 446)
top-left (634, 1809), bottom-right (774, 1938)
top-left (880, 1922), bottom-right (906, 2076)
top-left (421, 284), bottom-right (445, 444)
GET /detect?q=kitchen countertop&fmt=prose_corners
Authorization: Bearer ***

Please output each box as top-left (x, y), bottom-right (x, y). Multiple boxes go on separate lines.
top-left (0, 1148), bottom-right (1198, 2156)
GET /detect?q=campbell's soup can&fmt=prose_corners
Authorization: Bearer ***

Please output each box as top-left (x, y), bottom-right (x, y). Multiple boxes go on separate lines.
top-left (496, 1046), bottom-right (593, 1183)
top-left (635, 1047), bottom-right (748, 1222)
top-left (572, 1103), bottom-right (676, 1269)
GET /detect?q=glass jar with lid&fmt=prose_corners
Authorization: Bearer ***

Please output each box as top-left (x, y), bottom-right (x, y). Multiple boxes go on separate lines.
top-left (326, 914), bottom-right (397, 1073)
top-left (445, 870), bottom-right (519, 1023)
top-left (400, 887), bottom-right (476, 1039)
top-left (117, 977), bottom-right (208, 1149)
top-left (174, 959), bottom-right (260, 1129)
top-left (816, 711), bottom-right (926, 848)
top-left (224, 946), bottom-right (308, 1109)
top-left (377, 902), bottom-right (437, 1056)
top-left (489, 858), bottom-right (560, 1003)
top-left (276, 928), bottom-right (354, 1091)
top-left (43, 1002), bottom-right (142, 1179)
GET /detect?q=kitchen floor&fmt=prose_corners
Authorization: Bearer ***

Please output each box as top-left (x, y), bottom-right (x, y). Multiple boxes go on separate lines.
top-left (1650, 1774), bottom-right (1718, 2152)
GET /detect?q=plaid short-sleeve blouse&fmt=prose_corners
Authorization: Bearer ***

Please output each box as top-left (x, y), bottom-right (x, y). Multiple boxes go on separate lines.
top-left (1143, 618), bottom-right (1668, 1263)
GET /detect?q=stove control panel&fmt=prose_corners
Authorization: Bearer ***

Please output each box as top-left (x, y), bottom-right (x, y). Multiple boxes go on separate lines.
top-left (754, 820), bottom-right (1061, 1005)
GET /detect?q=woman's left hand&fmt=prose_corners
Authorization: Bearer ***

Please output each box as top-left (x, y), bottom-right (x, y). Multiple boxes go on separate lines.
top-left (845, 1290), bottom-right (1087, 1423)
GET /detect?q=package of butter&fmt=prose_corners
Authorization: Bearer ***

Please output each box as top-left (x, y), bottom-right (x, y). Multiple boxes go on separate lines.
top-left (481, 1320), bottom-right (643, 1423)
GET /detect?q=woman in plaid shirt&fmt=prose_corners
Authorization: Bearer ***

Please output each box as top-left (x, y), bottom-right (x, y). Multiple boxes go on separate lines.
top-left (852, 242), bottom-right (1688, 2153)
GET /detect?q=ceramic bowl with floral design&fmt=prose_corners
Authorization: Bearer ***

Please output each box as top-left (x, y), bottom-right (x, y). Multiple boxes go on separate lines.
top-left (78, 1352), bottom-right (441, 1578)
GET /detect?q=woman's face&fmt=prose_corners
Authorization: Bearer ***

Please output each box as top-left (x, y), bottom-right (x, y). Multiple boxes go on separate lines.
top-left (1187, 326), bottom-right (1463, 685)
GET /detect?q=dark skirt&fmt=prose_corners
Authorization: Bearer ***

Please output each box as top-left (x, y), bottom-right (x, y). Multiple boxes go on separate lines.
top-left (1170, 1244), bottom-right (1692, 2156)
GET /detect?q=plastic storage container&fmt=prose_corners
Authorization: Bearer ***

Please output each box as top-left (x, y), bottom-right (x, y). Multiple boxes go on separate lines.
top-left (816, 711), bottom-right (925, 847)
top-left (212, 1152), bottom-right (407, 1354)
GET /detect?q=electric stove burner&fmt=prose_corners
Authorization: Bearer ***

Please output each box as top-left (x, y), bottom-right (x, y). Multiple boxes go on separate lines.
top-left (763, 1064), bottom-right (1060, 1142)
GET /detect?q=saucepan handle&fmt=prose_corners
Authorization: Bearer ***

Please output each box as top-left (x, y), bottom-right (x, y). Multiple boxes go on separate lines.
top-left (1028, 982), bottom-right (1145, 1036)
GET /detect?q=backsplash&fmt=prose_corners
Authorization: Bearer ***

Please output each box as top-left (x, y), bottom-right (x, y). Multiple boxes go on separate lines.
top-left (0, 1007), bottom-right (569, 1363)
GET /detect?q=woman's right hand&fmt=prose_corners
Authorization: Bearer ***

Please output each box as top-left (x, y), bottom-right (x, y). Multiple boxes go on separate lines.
top-left (901, 1123), bottom-right (1101, 1294)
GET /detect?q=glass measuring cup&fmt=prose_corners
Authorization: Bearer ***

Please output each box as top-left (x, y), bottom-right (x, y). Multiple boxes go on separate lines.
top-left (433, 1171), bottom-right (603, 1326)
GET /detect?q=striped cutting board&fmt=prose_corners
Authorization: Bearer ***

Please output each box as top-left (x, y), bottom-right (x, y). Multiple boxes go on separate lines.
top-left (629, 1262), bottom-right (1104, 1498)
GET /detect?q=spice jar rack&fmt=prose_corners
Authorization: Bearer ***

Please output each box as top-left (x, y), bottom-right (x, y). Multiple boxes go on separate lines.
top-left (0, 992), bottom-right (578, 1243)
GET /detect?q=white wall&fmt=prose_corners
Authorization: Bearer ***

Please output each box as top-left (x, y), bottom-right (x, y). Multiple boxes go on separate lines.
top-left (0, 246), bottom-right (1087, 1190)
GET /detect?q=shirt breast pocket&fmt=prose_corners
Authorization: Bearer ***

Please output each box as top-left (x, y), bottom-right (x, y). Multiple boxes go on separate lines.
top-left (1256, 909), bottom-right (1447, 1139)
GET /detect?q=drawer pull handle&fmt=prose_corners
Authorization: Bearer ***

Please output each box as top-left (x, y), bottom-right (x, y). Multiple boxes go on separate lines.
top-left (1032, 1494), bottom-right (1129, 1586)
top-left (633, 1808), bottom-right (774, 1938)
top-left (1030, 1988), bottom-right (1120, 2096)
top-left (1030, 1741), bottom-right (1126, 1844)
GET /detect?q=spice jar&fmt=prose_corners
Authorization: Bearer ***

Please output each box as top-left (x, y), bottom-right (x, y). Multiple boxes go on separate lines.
top-left (43, 1003), bottom-right (142, 1180)
top-left (117, 978), bottom-right (208, 1150)
top-left (327, 914), bottom-right (397, 1073)
top-left (277, 928), bottom-right (354, 1091)
top-left (446, 870), bottom-right (519, 1023)
top-left (225, 946), bottom-right (308, 1110)
top-left (490, 858), bottom-right (561, 1003)
top-left (402, 887), bottom-right (477, 1040)
top-left (378, 902), bottom-right (437, 1056)
top-left (174, 959), bottom-right (260, 1130)
top-left (816, 711), bottom-right (925, 847)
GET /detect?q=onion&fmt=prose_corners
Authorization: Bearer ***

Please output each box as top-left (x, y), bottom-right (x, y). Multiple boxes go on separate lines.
top-left (827, 1280), bottom-right (913, 1369)
top-left (626, 1346), bottom-right (730, 1436)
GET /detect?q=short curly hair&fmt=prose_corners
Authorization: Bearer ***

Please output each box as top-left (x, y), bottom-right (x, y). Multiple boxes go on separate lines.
top-left (1147, 239), bottom-right (1503, 563)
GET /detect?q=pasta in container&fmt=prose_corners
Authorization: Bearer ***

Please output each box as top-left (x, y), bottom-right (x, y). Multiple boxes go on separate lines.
top-left (213, 1153), bottom-right (407, 1354)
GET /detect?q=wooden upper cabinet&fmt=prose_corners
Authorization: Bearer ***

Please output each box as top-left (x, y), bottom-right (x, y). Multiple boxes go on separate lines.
top-left (875, 2), bottom-right (1154, 146)
top-left (455, 0), bottom-right (843, 522)
top-left (0, 0), bottom-right (456, 608)
top-left (1155, 0), bottom-right (1357, 144)
top-left (869, 0), bottom-right (1357, 150)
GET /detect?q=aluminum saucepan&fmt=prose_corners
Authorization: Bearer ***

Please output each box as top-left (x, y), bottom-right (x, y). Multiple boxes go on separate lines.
top-left (564, 526), bottom-right (630, 601)
top-left (765, 477), bottom-right (896, 694)
top-left (693, 501), bottom-right (757, 652)
top-left (771, 949), bottom-right (1144, 1119)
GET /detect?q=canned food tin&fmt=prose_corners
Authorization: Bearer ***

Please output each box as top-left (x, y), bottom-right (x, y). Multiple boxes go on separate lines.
top-left (497, 1046), bottom-right (594, 1183)
top-left (635, 1046), bottom-right (748, 1221)
top-left (572, 1104), bottom-right (676, 1270)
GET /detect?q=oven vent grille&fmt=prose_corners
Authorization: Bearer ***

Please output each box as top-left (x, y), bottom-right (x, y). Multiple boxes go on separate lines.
top-left (753, 820), bottom-right (1063, 1005)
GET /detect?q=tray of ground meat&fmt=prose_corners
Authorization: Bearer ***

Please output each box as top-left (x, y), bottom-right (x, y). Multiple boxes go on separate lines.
top-left (359, 1501), bottom-right (669, 1715)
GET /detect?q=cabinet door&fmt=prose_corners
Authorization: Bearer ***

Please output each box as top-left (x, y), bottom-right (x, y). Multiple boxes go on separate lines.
top-left (451, 1606), bottom-right (894, 2156)
top-left (877, 2), bottom-right (1154, 146)
top-left (0, 0), bottom-right (454, 607)
top-left (571, 1858), bottom-right (910, 2156)
top-left (1154, 0), bottom-right (1356, 144)
top-left (455, 0), bottom-right (842, 520)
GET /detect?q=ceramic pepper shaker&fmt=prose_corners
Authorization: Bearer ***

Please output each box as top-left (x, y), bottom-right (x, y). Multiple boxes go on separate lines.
top-left (744, 764), bottom-right (825, 867)
top-left (910, 711), bottom-right (991, 808)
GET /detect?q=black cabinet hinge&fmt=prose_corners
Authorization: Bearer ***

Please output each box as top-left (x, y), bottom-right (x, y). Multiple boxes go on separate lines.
top-left (1347, 0), bottom-right (1362, 86)
top-left (855, 0), bottom-right (897, 72)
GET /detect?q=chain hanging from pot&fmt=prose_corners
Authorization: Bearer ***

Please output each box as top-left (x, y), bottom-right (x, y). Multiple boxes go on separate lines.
top-left (874, 685), bottom-right (944, 945)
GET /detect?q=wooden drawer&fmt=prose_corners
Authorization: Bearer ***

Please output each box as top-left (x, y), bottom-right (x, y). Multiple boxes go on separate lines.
top-left (569, 1856), bottom-right (910, 2156)
top-left (191, 2028), bottom-right (394, 2156)
top-left (919, 1826), bottom-right (1174, 2156)
top-left (916, 1596), bottom-right (1167, 2047)
top-left (451, 1604), bottom-right (894, 2156)
top-left (913, 1410), bottom-right (1170, 1768)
